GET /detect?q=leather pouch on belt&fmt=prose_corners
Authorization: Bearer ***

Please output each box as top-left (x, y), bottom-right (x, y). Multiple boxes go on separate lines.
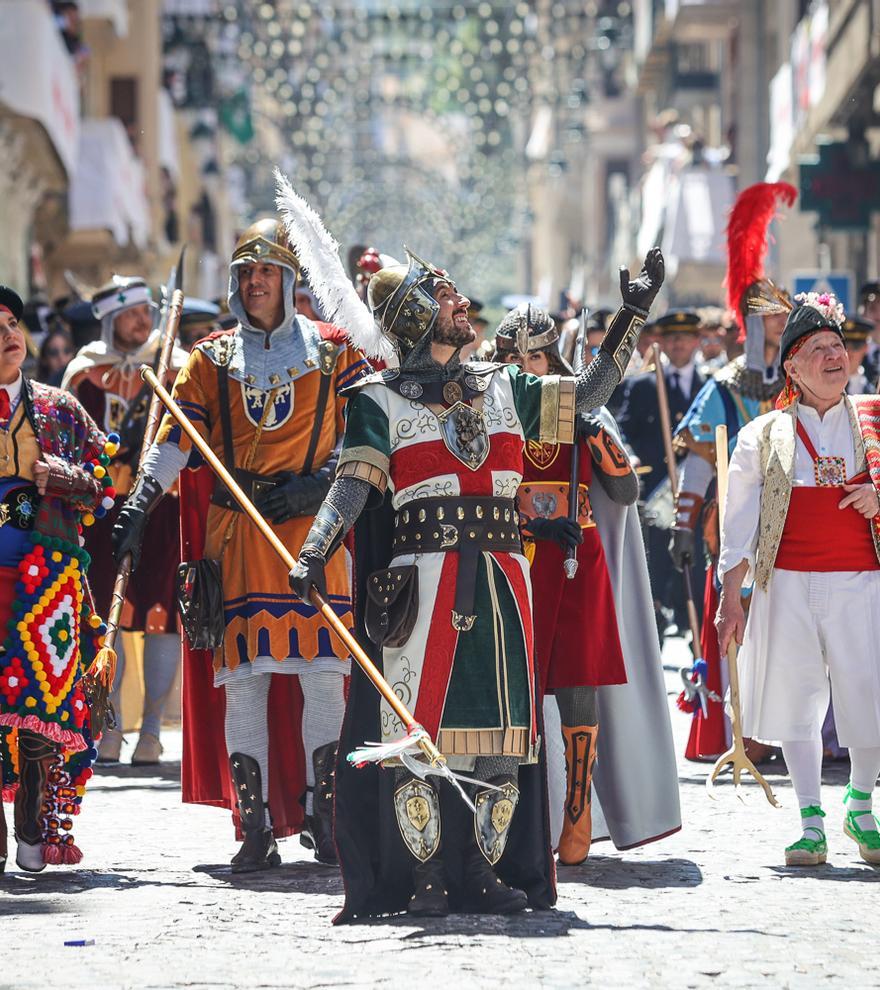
top-left (365, 566), bottom-right (419, 648)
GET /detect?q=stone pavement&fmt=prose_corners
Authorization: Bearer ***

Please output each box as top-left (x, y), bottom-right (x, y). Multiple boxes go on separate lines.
top-left (2, 637), bottom-right (878, 990)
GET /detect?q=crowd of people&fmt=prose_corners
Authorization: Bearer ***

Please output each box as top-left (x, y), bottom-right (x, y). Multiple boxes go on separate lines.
top-left (1, 174), bottom-right (880, 917)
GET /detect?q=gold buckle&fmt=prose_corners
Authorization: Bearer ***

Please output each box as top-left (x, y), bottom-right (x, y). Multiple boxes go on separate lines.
top-left (439, 523), bottom-right (459, 549)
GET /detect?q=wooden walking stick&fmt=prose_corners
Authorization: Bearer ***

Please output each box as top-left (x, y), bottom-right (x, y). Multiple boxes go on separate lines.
top-left (652, 342), bottom-right (702, 655)
top-left (140, 365), bottom-right (478, 812)
top-left (706, 423), bottom-right (780, 806)
top-left (85, 248), bottom-right (186, 729)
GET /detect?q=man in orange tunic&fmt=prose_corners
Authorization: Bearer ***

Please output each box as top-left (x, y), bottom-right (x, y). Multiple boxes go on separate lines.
top-left (113, 219), bottom-right (369, 870)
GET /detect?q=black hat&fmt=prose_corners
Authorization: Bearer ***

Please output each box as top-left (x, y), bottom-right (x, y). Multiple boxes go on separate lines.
top-left (859, 281), bottom-right (879, 306)
top-left (780, 292), bottom-right (845, 365)
top-left (0, 286), bottom-right (24, 322)
top-left (655, 309), bottom-right (700, 334)
top-left (843, 313), bottom-right (873, 345)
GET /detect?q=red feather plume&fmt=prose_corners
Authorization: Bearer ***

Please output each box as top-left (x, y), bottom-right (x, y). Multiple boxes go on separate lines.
top-left (725, 181), bottom-right (797, 329)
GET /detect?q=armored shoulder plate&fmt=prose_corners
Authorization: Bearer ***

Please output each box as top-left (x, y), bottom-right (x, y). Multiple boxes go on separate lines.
top-left (197, 330), bottom-right (236, 368)
top-left (339, 368), bottom-right (399, 398)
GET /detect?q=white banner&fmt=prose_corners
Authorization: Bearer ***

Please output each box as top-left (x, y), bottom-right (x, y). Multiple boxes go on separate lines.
top-left (0, 0), bottom-right (80, 175)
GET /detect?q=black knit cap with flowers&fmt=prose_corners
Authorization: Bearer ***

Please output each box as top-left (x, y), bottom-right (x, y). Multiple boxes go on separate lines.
top-left (777, 292), bottom-right (846, 409)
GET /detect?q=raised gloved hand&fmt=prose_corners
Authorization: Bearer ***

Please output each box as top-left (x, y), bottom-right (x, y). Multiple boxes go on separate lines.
top-left (619, 246), bottom-right (665, 315)
top-left (289, 551), bottom-right (328, 602)
top-left (111, 474), bottom-right (163, 570)
top-left (525, 517), bottom-right (584, 552)
top-left (669, 527), bottom-right (695, 572)
top-left (255, 455), bottom-right (337, 524)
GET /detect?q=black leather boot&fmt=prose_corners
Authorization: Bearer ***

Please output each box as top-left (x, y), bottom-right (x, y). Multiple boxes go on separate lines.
top-left (461, 776), bottom-right (527, 914)
top-left (0, 795), bottom-right (7, 874)
top-left (393, 775), bottom-right (448, 917)
top-left (299, 741), bottom-right (337, 865)
top-left (14, 730), bottom-right (56, 873)
top-left (229, 753), bottom-right (281, 873)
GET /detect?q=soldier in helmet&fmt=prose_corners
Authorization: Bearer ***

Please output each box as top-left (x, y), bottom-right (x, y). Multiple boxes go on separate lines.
top-left (288, 238), bottom-right (665, 920)
top-left (62, 275), bottom-right (189, 767)
top-left (112, 219), bottom-right (370, 870)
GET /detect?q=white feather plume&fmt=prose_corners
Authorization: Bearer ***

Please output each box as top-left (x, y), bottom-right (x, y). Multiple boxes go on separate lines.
top-left (275, 168), bottom-right (396, 362)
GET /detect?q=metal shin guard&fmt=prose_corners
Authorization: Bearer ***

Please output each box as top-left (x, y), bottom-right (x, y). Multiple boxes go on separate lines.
top-left (14, 730), bottom-right (57, 849)
top-left (394, 777), bottom-right (447, 916)
top-left (465, 776), bottom-right (527, 914)
top-left (300, 741), bottom-right (338, 865)
top-left (394, 777), bottom-right (441, 863)
top-left (228, 752), bottom-right (280, 873)
top-left (558, 723), bottom-right (598, 866)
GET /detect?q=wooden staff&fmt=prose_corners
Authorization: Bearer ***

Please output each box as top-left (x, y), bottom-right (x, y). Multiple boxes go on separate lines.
top-left (651, 342), bottom-right (702, 655)
top-left (706, 423), bottom-right (779, 807)
top-left (97, 249), bottom-right (187, 677)
top-left (140, 365), bottom-right (476, 811)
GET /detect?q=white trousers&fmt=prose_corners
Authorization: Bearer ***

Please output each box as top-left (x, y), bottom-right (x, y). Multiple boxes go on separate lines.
top-left (739, 569), bottom-right (880, 748)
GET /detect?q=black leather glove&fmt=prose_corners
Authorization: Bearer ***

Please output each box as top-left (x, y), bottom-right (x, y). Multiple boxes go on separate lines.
top-left (669, 527), bottom-right (695, 572)
top-left (619, 246), bottom-right (665, 315)
top-left (525, 517), bottom-right (584, 552)
top-left (289, 551), bottom-right (328, 602)
top-left (255, 454), bottom-right (337, 525)
top-left (111, 474), bottom-right (164, 570)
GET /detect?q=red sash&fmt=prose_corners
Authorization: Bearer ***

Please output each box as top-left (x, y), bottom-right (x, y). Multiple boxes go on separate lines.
top-left (776, 420), bottom-right (879, 570)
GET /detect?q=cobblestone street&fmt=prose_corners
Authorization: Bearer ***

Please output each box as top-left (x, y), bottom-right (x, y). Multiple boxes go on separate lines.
top-left (3, 639), bottom-right (878, 989)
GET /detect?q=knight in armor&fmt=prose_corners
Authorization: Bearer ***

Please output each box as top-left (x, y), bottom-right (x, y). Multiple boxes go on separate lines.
top-left (112, 219), bottom-right (369, 870)
top-left (288, 227), bottom-right (665, 917)
top-left (670, 182), bottom-right (796, 762)
top-left (63, 276), bottom-right (188, 766)
top-left (492, 306), bottom-right (680, 862)
top-left (0, 286), bottom-right (109, 873)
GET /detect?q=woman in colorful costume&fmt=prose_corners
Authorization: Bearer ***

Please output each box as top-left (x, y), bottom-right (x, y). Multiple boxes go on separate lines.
top-left (0, 285), bottom-right (109, 873)
top-left (717, 292), bottom-right (880, 866)
top-left (671, 182), bottom-right (795, 761)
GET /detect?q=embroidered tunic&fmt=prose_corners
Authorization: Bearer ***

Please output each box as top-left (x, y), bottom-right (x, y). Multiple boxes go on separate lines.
top-left (340, 363), bottom-right (576, 759)
top-left (155, 318), bottom-right (369, 677)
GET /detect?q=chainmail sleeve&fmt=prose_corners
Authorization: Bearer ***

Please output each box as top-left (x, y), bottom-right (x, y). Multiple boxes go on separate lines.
top-left (325, 476), bottom-right (371, 530)
top-left (592, 463), bottom-right (639, 506)
top-left (574, 351), bottom-right (623, 414)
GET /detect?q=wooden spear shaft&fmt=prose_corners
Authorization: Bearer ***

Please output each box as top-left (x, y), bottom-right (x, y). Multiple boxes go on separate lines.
top-left (652, 342), bottom-right (702, 654)
top-left (139, 366), bottom-right (447, 770)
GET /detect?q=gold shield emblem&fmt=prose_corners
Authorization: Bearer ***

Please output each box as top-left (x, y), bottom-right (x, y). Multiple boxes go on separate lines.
top-left (491, 798), bottom-right (514, 833)
top-left (524, 439), bottom-right (559, 469)
top-left (406, 795), bottom-right (431, 832)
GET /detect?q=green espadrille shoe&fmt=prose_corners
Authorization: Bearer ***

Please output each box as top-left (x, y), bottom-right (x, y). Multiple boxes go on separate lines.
top-left (785, 806), bottom-right (827, 866)
top-left (843, 785), bottom-right (880, 865)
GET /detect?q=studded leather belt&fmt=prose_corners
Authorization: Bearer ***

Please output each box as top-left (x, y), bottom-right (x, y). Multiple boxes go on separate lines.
top-left (392, 496), bottom-right (522, 631)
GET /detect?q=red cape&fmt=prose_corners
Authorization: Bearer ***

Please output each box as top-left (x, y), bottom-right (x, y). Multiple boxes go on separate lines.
top-left (179, 465), bottom-right (306, 839)
top-left (683, 566), bottom-right (727, 760)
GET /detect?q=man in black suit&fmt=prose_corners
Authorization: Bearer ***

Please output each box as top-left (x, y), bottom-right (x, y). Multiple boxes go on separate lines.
top-left (859, 281), bottom-right (880, 389)
top-left (617, 310), bottom-right (707, 639)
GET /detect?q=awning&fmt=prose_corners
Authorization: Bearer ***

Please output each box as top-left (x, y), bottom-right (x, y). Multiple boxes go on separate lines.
top-left (662, 168), bottom-right (734, 269)
top-left (69, 118), bottom-right (150, 249)
top-left (0, 0), bottom-right (79, 174)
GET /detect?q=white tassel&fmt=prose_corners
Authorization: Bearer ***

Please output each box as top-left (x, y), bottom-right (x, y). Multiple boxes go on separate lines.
top-left (274, 168), bottom-right (397, 363)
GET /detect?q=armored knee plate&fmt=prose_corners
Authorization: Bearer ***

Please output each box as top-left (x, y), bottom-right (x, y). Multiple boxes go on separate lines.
top-left (394, 778), bottom-right (441, 862)
top-left (473, 777), bottom-right (520, 865)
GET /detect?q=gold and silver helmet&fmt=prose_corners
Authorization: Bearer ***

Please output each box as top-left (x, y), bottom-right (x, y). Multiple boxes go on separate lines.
top-left (493, 304), bottom-right (572, 373)
top-left (367, 249), bottom-right (449, 357)
top-left (231, 218), bottom-right (300, 278)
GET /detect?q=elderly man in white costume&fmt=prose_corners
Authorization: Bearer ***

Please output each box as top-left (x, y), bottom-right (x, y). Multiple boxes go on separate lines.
top-left (716, 292), bottom-right (880, 867)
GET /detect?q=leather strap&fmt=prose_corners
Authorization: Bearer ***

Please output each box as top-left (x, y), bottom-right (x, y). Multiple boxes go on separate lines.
top-left (217, 362), bottom-right (235, 472)
top-left (302, 370), bottom-right (332, 476)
